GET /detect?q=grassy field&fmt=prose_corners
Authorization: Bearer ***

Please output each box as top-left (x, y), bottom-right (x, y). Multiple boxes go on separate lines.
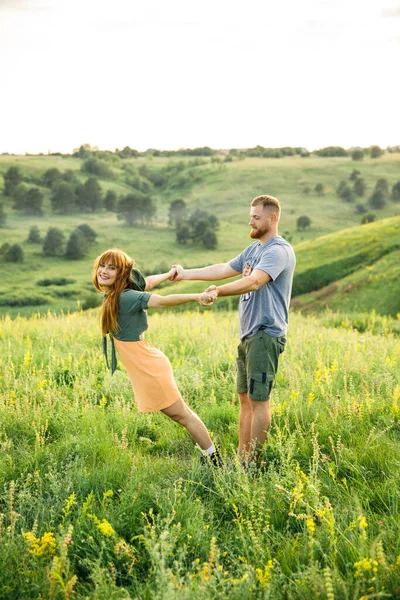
top-left (1, 308), bottom-right (400, 598)
top-left (0, 153), bottom-right (399, 318)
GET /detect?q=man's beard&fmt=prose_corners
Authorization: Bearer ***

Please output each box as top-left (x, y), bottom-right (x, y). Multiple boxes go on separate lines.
top-left (249, 223), bottom-right (270, 239)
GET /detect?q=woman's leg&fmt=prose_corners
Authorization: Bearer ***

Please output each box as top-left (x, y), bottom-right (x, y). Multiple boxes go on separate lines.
top-left (161, 398), bottom-right (213, 450)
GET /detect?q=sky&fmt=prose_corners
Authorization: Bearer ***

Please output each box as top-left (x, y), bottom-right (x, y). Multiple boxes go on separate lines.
top-left (0, 0), bottom-right (399, 154)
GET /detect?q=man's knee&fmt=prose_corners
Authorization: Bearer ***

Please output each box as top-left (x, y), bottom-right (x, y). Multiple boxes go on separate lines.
top-left (238, 392), bottom-right (251, 407)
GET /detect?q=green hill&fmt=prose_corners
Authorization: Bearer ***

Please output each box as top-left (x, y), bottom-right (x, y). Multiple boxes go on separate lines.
top-left (0, 153), bottom-right (399, 317)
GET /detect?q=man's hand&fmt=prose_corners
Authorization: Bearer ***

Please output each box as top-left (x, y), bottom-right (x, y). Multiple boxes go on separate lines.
top-left (169, 264), bottom-right (184, 282)
top-left (198, 287), bottom-right (218, 306)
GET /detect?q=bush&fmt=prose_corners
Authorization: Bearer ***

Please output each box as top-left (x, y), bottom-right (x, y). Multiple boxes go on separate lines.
top-left (351, 149), bottom-right (364, 161)
top-left (349, 169), bottom-right (361, 181)
top-left (315, 183), bottom-right (324, 195)
top-left (391, 181), bottom-right (400, 202)
top-left (104, 190), bottom-right (117, 212)
top-left (0, 243), bottom-right (10, 256)
top-left (0, 294), bottom-right (50, 307)
top-left (5, 244), bottom-right (24, 262)
top-left (36, 277), bottom-right (75, 287)
top-left (361, 213), bottom-right (377, 224)
top-left (81, 293), bottom-right (102, 310)
top-left (65, 229), bottom-right (88, 260)
top-left (368, 190), bottom-right (386, 209)
top-left (370, 145), bottom-right (383, 158)
top-left (0, 203), bottom-right (6, 227)
top-left (3, 166), bottom-right (23, 196)
top-left (297, 215), bottom-right (311, 230)
top-left (353, 178), bottom-right (366, 197)
top-left (43, 227), bottom-right (65, 256)
top-left (82, 158), bottom-right (114, 179)
top-left (27, 225), bottom-right (42, 243)
top-left (77, 224), bottom-right (97, 243)
top-left (355, 204), bottom-right (367, 214)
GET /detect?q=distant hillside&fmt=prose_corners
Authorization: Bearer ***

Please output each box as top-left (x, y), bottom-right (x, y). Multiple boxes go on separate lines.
top-left (291, 216), bottom-right (400, 316)
top-left (0, 153), bottom-right (399, 317)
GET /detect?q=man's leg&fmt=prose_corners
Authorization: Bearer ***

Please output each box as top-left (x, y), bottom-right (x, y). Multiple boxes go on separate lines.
top-left (249, 399), bottom-right (271, 460)
top-left (238, 392), bottom-right (253, 458)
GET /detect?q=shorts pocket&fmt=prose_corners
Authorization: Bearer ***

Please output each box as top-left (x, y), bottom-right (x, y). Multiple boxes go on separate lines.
top-left (248, 372), bottom-right (274, 401)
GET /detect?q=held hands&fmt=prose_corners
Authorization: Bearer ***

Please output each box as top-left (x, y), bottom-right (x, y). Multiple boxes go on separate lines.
top-left (198, 286), bottom-right (218, 306)
top-left (168, 266), bottom-right (178, 281)
top-left (169, 264), bottom-right (184, 282)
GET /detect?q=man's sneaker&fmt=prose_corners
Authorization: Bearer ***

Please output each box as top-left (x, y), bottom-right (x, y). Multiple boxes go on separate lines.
top-left (201, 448), bottom-right (223, 467)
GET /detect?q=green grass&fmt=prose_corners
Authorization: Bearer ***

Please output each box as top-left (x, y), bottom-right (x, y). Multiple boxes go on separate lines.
top-left (1, 308), bottom-right (400, 598)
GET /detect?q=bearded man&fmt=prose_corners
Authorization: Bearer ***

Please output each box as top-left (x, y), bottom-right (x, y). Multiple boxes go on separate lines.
top-left (171, 195), bottom-right (296, 465)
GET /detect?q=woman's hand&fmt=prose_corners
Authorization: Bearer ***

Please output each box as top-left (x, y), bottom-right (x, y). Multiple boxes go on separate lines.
top-left (198, 287), bottom-right (218, 306)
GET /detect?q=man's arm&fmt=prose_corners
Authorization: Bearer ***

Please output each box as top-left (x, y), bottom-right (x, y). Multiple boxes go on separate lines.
top-left (210, 269), bottom-right (271, 297)
top-left (170, 263), bottom-right (239, 282)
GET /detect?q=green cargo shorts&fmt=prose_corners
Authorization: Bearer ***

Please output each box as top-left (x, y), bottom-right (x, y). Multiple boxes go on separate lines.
top-left (236, 330), bottom-right (286, 401)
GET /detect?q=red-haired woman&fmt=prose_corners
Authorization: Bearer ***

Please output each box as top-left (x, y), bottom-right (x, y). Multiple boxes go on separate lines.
top-left (93, 248), bottom-right (220, 464)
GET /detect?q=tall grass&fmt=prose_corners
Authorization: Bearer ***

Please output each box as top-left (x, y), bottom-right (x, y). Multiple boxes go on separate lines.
top-left (1, 309), bottom-right (400, 598)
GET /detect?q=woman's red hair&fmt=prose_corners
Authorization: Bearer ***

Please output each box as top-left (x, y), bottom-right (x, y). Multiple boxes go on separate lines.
top-left (93, 248), bottom-right (134, 336)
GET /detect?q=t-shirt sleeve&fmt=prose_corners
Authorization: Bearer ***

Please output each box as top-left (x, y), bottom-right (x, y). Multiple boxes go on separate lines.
top-left (256, 245), bottom-right (288, 281)
top-left (121, 290), bottom-right (151, 313)
top-left (229, 250), bottom-right (246, 274)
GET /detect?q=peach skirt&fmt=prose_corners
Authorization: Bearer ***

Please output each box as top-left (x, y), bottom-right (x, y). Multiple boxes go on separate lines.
top-left (113, 338), bottom-right (182, 413)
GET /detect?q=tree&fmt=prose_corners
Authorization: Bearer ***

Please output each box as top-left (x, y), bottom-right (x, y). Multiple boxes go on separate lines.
top-left (77, 224), bottom-right (97, 244)
top-left (82, 158), bottom-right (114, 179)
top-left (12, 183), bottom-right (28, 210)
top-left (76, 177), bottom-right (103, 212)
top-left (43, 227), bottom-right (65, 256)
top-left (361, 213), bottom-right (376, 224)
top-left (353, 178), bottom-right (366, 197)
top-left (368, 190), bottom-right (386, 209)
top-left (339, 185), bottom-right (354, 203)
top-left (315, 183), bottom-right (324, 195)
top-left (3, 166), bottom-right (23, 196)
top-left (355, 203), bottom-right (367, 214)
top-left (349, 169), bottom-right (361, 181)
top-left (168, 199), bottom-right (187, 227)
top-left (370, 145), bottom-right (383, 158)
top-left (336, 181), bottom-right (347, 197)
top-left (104, 190), bottom-right (117, 212)
top-left (42, 168), bottom-right (62, 188)
top-left (51, 182), bottom-right (77, 214)
top-left (351, 149), bottom-right (364, 161)
top-left (176, 223), bottom-right (191, 245)
top-left (0, 243), bottom-right (10, 255)
top-left (118, 191), bottom-right (155, 226)
top-left (374, 178), bottom-right (389, 196)
top-left (25, 188), bottom-right (44, 215)
top-left (391, 181), bottom-right (400, 202)
top-left (27, 225), bottom-right (42, 243)
top-left (0, 203), bottom-right (6, 227)
top-left (302, 186), bottom-right (310, 195)
top-left (5, 243), bottom-right (24, 262)
top-left (65, 229), bottom-right (88, 259)
top-left (297, 215), bottom-right (311, 230)
top-left (201, 228), bottom-right (218, 249)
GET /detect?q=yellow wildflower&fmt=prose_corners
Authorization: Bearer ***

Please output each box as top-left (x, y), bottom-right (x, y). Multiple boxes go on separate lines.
top-left (97, 519), bottom-right (115, 536)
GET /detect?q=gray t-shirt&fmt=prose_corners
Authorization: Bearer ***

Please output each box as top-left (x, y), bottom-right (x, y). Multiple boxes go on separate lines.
top-left (229, 236), bottom-right (296, 340)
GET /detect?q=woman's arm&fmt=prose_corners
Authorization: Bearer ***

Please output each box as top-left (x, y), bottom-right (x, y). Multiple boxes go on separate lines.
top-left (145, 267), bottom-right (177, 291)
top-left (147, 290), bottom-right (216, 309)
